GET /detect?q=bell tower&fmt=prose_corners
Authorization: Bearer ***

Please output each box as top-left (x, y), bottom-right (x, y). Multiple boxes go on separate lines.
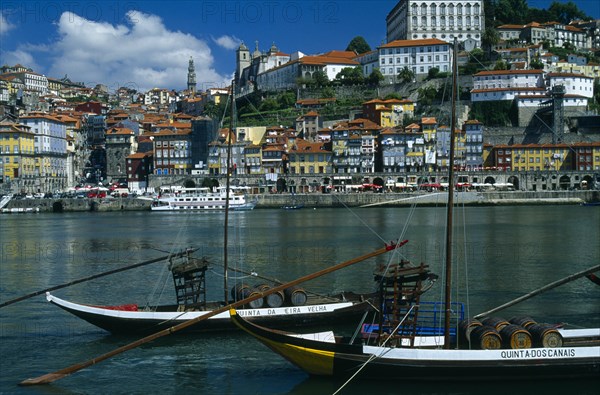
top-left (187, 56), bottom-right (197, 94)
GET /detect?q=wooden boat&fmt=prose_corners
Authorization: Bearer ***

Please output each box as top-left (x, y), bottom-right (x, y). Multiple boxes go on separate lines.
top-left (229, 40), bottom-right (600, 382)
top-left (46, 247), bottom-right (381, 335)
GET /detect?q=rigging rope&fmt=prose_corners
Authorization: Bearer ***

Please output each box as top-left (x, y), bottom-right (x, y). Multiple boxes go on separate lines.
top-left (333, 305), bottom-right (417, 395)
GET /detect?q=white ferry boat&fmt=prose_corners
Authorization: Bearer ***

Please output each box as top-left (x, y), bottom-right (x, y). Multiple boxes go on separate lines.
top-left (151, 186), bottom-right (257, 211)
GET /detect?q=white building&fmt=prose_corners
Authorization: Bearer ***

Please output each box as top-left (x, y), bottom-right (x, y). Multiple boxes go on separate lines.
top-left (377, 38), bottom-right (452, 81)
top-left (19, 113), bottom-right (68, 191)
top-left (471, 69), bottom-right (593, 103)
top-left (546, 72), bottom-right (594, 99)
top-left (255, 51), bottom-right (360, 91)
top-left (471, 70), bottom-right (546, 102)
top-left (386, 0), bottom-right (484, 49)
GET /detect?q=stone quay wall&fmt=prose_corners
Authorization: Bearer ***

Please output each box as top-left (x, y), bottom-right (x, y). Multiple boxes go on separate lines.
top-left (3, 190), bottom-right (598, 213)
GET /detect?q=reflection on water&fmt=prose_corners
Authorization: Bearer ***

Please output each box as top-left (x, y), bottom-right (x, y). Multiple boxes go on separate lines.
top-left (1, 206), bottom-right (599, 394)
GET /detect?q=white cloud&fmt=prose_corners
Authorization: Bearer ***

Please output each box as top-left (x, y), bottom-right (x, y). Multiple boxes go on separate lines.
top-left (5, 10), bottom-right (230, 92)
top-left (1, 49), bottom-right (41, 71)
top-left (0, 13), bottom-right (15, 34)
top-left (51, 10), bottom-right (231, 91)
top-left (213, 35), bottom-right (241, 50)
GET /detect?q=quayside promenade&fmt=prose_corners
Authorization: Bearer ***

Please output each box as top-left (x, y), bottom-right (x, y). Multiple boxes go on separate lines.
top-left (3, 190), bottom-right (599, 213)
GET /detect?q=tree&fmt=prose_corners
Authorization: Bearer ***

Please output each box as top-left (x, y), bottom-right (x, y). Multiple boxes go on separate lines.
top-left (335, 67), bottom-right (364, 86)
top-left (548, 1), bottom-right (590, 24)
top-left (312, 71), bottom-right (330, 87)
top-left (417, 86), bottom-right (437, 106)
top-left (398, 67), bottom-right (415, 83)
top-left (278, 91), bottom-right (296, 108)
top-left (481, 26), bottom-right (499, 59)
top-left (530, 58), bottom-right (544, 70)
top-left (346, 36), bottom-right (371, 54)
top-left (427, 67), bottom-right (440, 79)
top-left (494, 60), bottom-right (508, 70)
top-left (259, 97), bottom-right (279, 112)
top-left (365, 69), bottom-right (384, 86)
top-left (496, 0), bottom-right (529, 24)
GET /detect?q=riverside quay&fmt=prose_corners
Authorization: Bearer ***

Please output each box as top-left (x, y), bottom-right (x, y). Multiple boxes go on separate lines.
top-left (149, 170), bottom-right (600, 193)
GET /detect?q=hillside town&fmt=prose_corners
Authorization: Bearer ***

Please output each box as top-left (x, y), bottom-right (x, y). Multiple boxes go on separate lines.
top-left (1, 0), bottom-right (599, 198)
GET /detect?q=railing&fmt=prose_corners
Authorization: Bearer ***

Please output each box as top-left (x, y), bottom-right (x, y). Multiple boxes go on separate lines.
top-left (362, 301), bottom-right (465, 337)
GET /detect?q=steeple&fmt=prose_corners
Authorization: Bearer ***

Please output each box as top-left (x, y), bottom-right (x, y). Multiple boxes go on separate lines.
top-left (187, 56), bottom-right (197, 94)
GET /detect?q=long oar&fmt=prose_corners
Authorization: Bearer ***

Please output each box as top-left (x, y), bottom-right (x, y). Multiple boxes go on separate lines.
top-left (474, 264), bottom-right (600, 319)
top-left (0, 249), bottom-right (196, 308)
top-left (19, 240), bottom-right (407, 386)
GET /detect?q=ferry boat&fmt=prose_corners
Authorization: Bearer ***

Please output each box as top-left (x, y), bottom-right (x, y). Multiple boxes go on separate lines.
top-left (150, 186), bottom-right (257, 211)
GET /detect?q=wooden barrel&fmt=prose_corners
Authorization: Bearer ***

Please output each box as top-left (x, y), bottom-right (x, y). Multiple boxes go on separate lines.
top-left (285, 286), bottom-right (308, 306)
top-left (509, 316), bottom-right (537, 329)
top-left (254, 283), bottom-right (271, 292)
top-left (469, 325), bottom-right (502, 350)
top-left (247, 289), bottom-right (264, 309)
top-left (528, 323), bottom-right (563, 348)
top-left (266, 290), bottom-right (284, 308)
top-left (500, 324), bottom-right (532, 349)
top-left (481, 316), bottom-right (510, 331)
top-left (231, 284), bottom-right (251, 300)
top-left (459, 319), bottom-right (482, 344)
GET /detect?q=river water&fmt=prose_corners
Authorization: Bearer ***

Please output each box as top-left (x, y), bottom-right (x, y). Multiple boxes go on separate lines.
top-left (1, 206), bottom-right (599, 394)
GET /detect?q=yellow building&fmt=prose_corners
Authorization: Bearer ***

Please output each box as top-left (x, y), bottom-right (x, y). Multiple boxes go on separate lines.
top-left (0, 121), bottom-right (36, 192)
top-left (362, 98), bottom-right (415, 127)
top-left (287, 139), bottom-right (331, 175)
top-left (509, 144), bottom-right (572, 171)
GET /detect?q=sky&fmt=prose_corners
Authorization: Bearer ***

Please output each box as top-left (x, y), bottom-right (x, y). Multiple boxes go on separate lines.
top-left (1, 1), bottom-right (599, 93)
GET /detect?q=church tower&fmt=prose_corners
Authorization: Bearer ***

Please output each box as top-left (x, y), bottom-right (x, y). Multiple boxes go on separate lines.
top-left (187, 56), bottom-right (197, 94)
top-left (235, 42), bottom-right (250, 84)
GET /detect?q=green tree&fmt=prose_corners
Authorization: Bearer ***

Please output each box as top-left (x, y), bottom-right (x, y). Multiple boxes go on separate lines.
top-left (417, 86), bottom-right (437, 106)
top-left (259, 97), bottom-right (279, 112)
top-left (278, 91), bottom-right (296, 108)
top-left (335, 67), bottom-right (364, 86)
top-left (346, 36), bottom-right (371, 54)
top-left (427, 67), bottom-right (440, 79)
top-left (365, 69), bottom-right (384, 86)
top-left (530, 58), bottom-right (544, 69)
top-left (384, 92), bottom-right (403, 100)
top-left (481, 27), bottom-right (499, 58)
top-left (497, 0), bottom-right (529, 24)
top-left (321, 86), bottom-right (335, 98)
top-left (548, 1), bottom-right (590, 24)
top-left (312, 70), bottom-right (330, 87)
top-left (494, 60), bottom-right (508, 70)
top-left (398, 67), bottom-right (415, 83)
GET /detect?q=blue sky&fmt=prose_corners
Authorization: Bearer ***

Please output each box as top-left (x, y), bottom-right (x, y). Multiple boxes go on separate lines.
top-left (1, 1), bottom-right (599, 93)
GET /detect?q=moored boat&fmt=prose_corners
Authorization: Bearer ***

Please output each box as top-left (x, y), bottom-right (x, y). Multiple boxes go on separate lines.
top-left (46, 251), bottom-right (377, 335)
top-left (151, 186), bottom-right (256, 211)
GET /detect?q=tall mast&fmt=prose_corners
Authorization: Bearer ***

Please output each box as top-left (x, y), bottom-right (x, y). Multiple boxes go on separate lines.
top-left (444, 38), bottom-right (459, 348)
top-left (223, 80), bottom-right (235, 303)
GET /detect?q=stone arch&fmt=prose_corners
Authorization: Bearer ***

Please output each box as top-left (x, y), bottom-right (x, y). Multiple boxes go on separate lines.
top-left (507, 175), bottom-right (520, 190)
top-left (484, 176), bottom-right (496, 184)
top-left (581, 174), bottom-right (594, 189)
top-left (183, 179), bottom-right (196, 188)
top-left (276, 178), bottom-right (287, 192)
top-left (52, 201), bottom-right (64, 213)
top-left (559, 175), bottom-right (571, 190)
top-left (373, 177), bottom-right (385, 187)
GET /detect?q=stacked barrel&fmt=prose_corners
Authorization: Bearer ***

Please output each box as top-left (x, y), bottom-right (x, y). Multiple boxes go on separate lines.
top-left (458, 316), bottom-right (563, 350)
top-left (231, 284), bottom-right (308, 308)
